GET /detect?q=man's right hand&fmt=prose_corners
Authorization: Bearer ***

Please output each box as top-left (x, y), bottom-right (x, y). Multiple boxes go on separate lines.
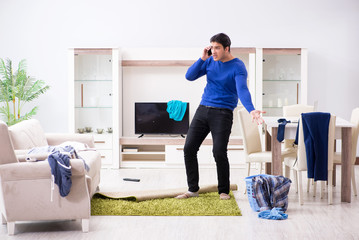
top-left (201, 46), bottom-right (212, 61)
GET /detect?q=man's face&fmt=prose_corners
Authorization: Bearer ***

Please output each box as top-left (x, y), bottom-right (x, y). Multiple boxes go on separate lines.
top-left (210, 42), bottom-right (229, 61)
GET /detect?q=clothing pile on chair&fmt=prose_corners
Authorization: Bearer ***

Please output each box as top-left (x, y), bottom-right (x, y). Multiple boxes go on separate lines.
top-left (252, 175), bottom-right (291, 220)
top-left (27, 142), bottom-right (91, 200)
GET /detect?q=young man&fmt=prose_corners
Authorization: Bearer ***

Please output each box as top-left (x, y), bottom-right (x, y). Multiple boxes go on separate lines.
top-left (176, 33), bottom-right (265, 200)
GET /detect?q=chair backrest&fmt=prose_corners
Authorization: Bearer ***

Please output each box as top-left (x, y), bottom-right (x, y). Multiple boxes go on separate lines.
top-left (0, 121), bottom-right (18, 165)
top-left (283, 104), bottom-right (315, 118)
top-left (296, 117), bottom-right (307, 171)
top-left (283, 104), bottom-right (314, 149)
top-left (350, 108), bottom-right (359, 162)
top-left (296, 114), bottom-right (336, 171)
top-left (8, 119), bottom-right (48, 150)
top-left (237, 108), bottom-right (262, 156)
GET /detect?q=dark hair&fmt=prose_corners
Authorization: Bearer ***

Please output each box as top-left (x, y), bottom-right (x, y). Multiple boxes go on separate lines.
top-left (210, 33), bottom-right (231, 51)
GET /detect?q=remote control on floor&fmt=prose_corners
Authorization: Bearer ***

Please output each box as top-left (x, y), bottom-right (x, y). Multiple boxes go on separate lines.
top-left (123, 178), bottom-right (140, 182)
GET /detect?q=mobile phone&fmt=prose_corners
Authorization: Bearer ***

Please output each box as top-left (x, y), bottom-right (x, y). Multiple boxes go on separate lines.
top-left (208, 49), bottom-right (212, 56)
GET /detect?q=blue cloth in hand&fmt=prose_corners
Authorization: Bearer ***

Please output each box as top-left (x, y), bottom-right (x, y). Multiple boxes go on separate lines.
top-left (258, 207), bottom-right (288, 220)
top-left (166, 100), bottom-right (187, 121)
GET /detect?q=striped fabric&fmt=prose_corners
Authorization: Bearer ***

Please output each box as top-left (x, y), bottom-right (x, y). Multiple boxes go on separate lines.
top-left (252, 175), bottom-right (292, 212)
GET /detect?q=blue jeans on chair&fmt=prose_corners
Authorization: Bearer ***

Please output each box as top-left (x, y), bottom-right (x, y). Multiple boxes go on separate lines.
top-left (183, 105), bottom-right (233, 194)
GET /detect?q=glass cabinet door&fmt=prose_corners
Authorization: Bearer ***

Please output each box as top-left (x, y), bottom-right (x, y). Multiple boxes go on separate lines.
top-left (262, 48), bottom-right (304, 116)
top-left (69, 48), bottom-right (121, 168)
top-left (74, 50), bottom-right (113, 133)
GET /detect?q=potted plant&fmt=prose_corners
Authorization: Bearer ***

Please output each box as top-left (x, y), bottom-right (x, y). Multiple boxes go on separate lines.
top-left (0, 58), bottom-right (50, 125)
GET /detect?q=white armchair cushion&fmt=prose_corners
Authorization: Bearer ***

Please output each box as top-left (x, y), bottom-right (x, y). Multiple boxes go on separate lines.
top-left (8, 119), bottom-right (48, 150)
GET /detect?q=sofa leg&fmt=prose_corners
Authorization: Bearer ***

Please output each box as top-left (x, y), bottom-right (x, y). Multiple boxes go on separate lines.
top-left (82, 219), bottom-right (89, 233)
top-left (7, 222), bottom-right (15, 235)
top-left (1, 213), bottom-right (6, 225)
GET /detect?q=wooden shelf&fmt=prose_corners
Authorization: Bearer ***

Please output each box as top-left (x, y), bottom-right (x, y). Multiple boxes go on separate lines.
top-left (121, 151), bottom-right (165, 155)
top-left (74, 48), bottom-right (112, 55)
top-left (121, 48), bottom-right (255, 67)
top-left (263, 48), bottom-right (301, 55)
top-left (231, 47), bottom-right (256, 54)
top-left (122, 60), bottom-right (196, 67)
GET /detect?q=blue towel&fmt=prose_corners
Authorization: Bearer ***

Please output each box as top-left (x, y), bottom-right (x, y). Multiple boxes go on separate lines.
top-left (166, 100), bottom-right (187, 121)
top-left (277, 118), bottom-right (291, 142)
top-left (258, 208), bottom-right (288, 220)
top-left (301, 112), bottom-right (330, 181)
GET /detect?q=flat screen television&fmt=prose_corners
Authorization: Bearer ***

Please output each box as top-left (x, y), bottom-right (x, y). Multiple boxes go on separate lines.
top-left (135, 102), bottom-right (189, 136)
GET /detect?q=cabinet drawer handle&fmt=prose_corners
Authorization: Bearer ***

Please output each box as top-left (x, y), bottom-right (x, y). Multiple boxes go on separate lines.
top-left (101, 156), bottom-right (106, 159)
top-left (95, 141), bottom-right (106, 144)
top-left (176, 148), bottom-right (184, 151)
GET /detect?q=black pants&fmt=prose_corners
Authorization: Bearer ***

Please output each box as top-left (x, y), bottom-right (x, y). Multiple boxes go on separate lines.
top-left (183, 105), bottom-right (233, 194)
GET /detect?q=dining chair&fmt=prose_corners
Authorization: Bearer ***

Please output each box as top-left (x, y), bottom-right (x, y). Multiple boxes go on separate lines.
top-left (283, 113), bottom-right (336, 205)
top-left (282, 104), bottom-right (314, 156)
top-left (238, 108), bottom-right (294, 180)
top-left (333, 107), bottom-right (359, 196)
top-left (283, 104), bottom-right (314, 190)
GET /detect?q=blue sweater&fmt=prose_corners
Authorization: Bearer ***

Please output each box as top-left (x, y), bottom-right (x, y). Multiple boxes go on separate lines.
top-left (185, 57), bottom-right (255, 112)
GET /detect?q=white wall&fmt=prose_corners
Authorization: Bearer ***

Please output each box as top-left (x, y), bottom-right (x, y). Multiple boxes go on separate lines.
top-left (0, 0), bottom-right (358, 133)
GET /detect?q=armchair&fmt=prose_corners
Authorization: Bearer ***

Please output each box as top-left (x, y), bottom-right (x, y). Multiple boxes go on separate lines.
top-left (8, 119), bottom-right (101, 196)
top-left (0, 119), bottom-right (101, 235)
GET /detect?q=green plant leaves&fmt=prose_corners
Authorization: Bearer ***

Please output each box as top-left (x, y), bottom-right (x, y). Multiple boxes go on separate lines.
top-left (0, 58), bottom-right (49, 125)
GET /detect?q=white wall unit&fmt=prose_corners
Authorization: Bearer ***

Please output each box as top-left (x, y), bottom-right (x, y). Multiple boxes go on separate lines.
top-left (68, 48), bottom-right (121, 168)
top-left (68, 47), bottom-right (307, 169)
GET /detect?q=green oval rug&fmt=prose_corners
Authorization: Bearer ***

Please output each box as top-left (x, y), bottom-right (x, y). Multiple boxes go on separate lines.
top-left (91, 191), bottom-right (241, 216)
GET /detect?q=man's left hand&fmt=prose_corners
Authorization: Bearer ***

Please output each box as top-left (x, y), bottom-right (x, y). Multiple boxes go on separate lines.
top-left (250, 110), bottom-right (266, 125)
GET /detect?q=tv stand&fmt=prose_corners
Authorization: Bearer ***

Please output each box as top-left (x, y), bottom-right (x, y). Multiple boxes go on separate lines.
top-left (181, 134), bottom-right (185, 138)
top-left (120, 137), bottom-right (244, 168)
top-left (138, 134), bottom-right (144, 138)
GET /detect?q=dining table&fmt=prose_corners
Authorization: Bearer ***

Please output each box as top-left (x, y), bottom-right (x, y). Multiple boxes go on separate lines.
top-left (263, 116), bottom-right (354, 203)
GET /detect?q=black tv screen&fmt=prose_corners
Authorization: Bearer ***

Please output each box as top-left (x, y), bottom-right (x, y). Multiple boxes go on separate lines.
top-left (135, 102), bottom-right (189, 135)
